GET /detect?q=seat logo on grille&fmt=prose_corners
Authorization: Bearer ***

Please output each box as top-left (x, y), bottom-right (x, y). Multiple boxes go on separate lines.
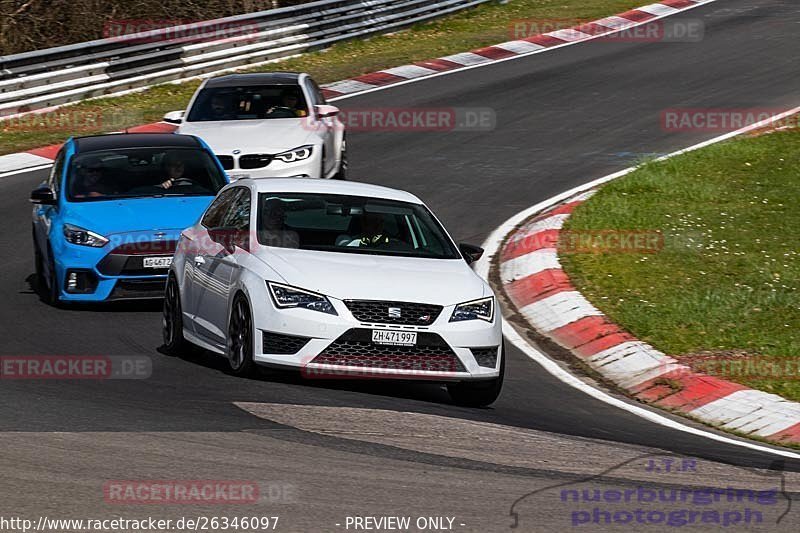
top-left (388, 307), bottom-right (402, 318)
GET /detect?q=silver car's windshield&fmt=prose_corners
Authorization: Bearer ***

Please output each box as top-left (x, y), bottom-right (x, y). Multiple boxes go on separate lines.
top-left (256, 193), bottom-right (460, 259)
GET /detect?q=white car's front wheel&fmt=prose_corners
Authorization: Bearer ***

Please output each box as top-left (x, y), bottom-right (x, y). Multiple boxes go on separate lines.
top-left (162, 275), bottom-right (189, 355)
top-left (227, 294), bottom-right (258, 376)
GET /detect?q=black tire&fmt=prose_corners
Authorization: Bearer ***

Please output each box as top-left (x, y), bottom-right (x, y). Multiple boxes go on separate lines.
top-left (332, 137), bottom-right (347, 180)
top-left (227, 294), bottom-right (258, 377)
top-left (33, 227), bottom-right (45, 288)
top-left (447, 343), bottom-right (505, 407)
top-left (43, 248), bottom-right (60, 306)
top-left (163, 275), bottom-right (189, 355)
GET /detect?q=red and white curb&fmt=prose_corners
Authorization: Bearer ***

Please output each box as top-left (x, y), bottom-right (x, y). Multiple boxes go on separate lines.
top-left (0, 0), bottom-right (715, 177)
top-left (496, 179), bottom-right (800, 448)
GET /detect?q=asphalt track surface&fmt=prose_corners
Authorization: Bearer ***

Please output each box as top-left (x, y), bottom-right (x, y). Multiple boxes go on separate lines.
top-left (1, 0), bottom-right (799, 530)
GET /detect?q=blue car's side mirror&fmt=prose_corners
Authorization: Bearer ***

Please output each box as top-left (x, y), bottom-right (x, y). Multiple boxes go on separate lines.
top-left (30, 186), bottom-right (57, 205)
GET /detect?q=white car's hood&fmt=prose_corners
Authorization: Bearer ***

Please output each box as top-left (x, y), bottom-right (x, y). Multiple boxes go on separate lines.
top-left (178, 119), bottom-right (317, 153)
top-left (256, 247), bottom-right (488, 306)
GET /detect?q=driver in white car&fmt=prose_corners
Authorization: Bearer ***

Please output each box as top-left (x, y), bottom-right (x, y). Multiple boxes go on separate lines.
top-left (268, 89), bottom-right (307, 117)
top-left (338, 213), bottom-right (391, 248)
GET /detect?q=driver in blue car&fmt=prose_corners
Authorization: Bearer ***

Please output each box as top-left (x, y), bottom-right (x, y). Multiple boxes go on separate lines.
top-left (158, 154), bottom-right (192, 189)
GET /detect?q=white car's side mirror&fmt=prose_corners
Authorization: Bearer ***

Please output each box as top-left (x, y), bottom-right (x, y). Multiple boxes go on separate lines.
top-left (314, 105), bottom-right (340, 118)
top-left (163, 110), bottom-right (185, 124)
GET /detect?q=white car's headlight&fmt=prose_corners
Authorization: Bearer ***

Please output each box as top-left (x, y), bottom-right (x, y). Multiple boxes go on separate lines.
top-left (274, 145), bottom-right (313, 163)
top-left (63, 223), bottom-right (109, 247)
top-left (450, 297), bottom-right (494, 323)
top-left (267, 282), bottom-right (337, 315)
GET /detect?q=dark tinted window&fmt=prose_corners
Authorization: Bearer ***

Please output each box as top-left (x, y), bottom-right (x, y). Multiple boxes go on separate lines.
top-left (256, 193), bottom-right (459, 259)
top-left (67, 147), bottom-right (226, 202)
top-left (187, 85), bottom-right (309, 121)
top-left (202, 188), bottom-right (239, 228)
top-left (220, 188), bottom-right (251, 231)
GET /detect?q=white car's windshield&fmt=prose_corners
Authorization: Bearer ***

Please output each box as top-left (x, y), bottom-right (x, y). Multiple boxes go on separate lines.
top-left (186, 85), bottom-right (309, 121)
top-left (67, 147), bottom-right (227, 202)
top-left (256, 193), bottom-right (461, 259)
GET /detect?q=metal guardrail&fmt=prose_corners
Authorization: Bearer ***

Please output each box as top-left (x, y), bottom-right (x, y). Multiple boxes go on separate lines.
top-left (0, 0), bottom-right (490, 117)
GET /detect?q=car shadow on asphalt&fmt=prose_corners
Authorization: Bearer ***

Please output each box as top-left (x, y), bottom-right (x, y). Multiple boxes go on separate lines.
top-left (157, 343), bottom-right (463, 407)
top-left (24, 273), bottom-right (163, 312)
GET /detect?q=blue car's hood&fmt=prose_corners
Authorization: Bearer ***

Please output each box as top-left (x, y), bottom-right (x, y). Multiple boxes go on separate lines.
top-left (62, 196), bottom-right (213, 237)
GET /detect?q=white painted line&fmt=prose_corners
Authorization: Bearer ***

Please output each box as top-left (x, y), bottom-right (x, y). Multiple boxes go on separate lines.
top-left (439, 52), bottom-right (492, 66)
top-left (546, 29), bottom-right (592, 42)
top-left (519, 290), bottom-right (602, 332)
top-left (0, 152), bottom-right (54, 173)
top-left (0, 163), bottom-right (53, 179)
top-left (323, 79), bottom-right (378, 94)
top-left (570, 190), bottom-right (597, 202)
top-left (499, 248), bottom-right (560, 283)
top-left (380, 64), bottom-right (438, 79)
top-left (493, 40), bottom-right (546, 54)
top-left (638, 3), bottom-right (680, 16)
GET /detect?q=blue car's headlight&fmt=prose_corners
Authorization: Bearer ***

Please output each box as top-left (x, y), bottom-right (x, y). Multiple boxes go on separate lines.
top-left (267, 282), bottom-right (337, 315)
top-left (450, 297), bottom-right (494, 323)
top-left (63, 223), bottom-right (108, 247)
top-left (273, 145), bottom-right (313, 163)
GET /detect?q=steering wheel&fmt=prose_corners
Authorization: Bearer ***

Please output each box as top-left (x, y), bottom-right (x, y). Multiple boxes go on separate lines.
top-left (267, 107), bottom-right (298, 118)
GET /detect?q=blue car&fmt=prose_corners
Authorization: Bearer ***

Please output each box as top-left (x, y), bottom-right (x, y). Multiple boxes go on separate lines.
top-left (30, 133), bottom-right (229, 303)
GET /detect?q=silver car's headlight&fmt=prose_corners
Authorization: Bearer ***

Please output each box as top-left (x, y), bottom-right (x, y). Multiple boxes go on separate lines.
top-left (274, 145), bottom-right (313, 163)
top-left (450, 297), bottom-right (494, 323)
top-left (63, 223), bottom-right (109, 247)
top-left (267, 282), bottom-right (337, 315)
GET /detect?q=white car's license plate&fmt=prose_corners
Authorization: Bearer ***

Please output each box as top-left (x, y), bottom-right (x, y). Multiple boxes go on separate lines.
top-left (372, 330), bottom-right (417, 346)
top-left (143, 256), bottom-right (173, 269)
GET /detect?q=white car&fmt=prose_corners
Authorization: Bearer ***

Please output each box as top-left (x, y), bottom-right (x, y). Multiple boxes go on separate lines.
top-left (166, 72), bottom-right (346, 180)
top-left (163, 178), bottom-right (504, 406)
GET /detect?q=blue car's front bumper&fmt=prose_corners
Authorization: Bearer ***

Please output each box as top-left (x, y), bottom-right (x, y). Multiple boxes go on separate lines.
top-left (52, 230), bottom-right (180, 302)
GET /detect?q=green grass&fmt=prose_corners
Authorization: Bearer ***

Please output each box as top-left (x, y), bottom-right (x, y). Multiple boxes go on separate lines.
top-left (0, 0), bottom-right (639, 155)
top-left (560, 126), bottom-right (800, 401)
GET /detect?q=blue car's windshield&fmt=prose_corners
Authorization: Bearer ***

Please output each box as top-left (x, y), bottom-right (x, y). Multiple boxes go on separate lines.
top-left (67, 147), bottom-right (226, 202)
